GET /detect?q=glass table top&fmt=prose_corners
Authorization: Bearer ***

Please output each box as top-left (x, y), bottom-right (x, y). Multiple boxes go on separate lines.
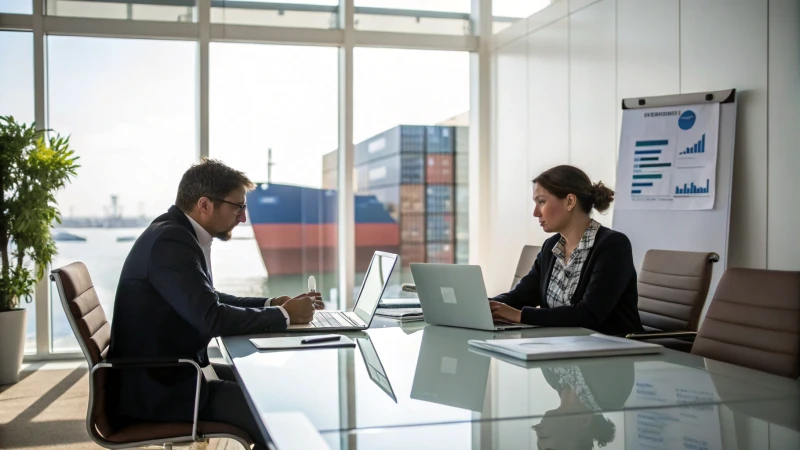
top-left (319, 399), bottom-right (800, 450)
top-left (221, 325), bottom-right (800, 434)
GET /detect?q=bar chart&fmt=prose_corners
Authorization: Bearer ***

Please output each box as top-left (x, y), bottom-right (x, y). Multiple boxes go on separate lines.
top-left (675, 179), bottom-right (710, 195)
top-left (679, 134), bottom-right (706, 155)
top-left (630, 138), bottom-right (673, 197)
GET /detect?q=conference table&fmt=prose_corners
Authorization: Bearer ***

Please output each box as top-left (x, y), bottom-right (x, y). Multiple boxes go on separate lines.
top-left (218, 317), bottom-right (800, 449)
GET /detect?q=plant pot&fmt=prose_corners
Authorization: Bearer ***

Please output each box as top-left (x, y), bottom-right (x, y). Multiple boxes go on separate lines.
top-left (0, 308), bottom-right (27, 386)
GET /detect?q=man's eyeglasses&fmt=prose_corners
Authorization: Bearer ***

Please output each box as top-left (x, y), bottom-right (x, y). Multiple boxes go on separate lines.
top-left (209, 197), bottom-right (247, 215)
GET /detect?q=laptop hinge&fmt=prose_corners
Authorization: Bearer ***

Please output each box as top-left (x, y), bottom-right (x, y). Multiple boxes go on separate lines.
top-left (345, 312), bottom-right (366, 326)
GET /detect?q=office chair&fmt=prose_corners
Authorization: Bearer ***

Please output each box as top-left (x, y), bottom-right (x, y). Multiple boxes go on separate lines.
top-left (51, 262), bottom-right (252, 449)
top-left (626, 250), bottom-right (718, 351)
top-left (511, 245), bottom-right (541, 290)
top-left (690, 267), bottom-right (800, 379)
top-left (401, 244), bottom-right (540, 295)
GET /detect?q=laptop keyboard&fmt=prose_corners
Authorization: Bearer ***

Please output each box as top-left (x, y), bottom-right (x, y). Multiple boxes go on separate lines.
top-left (311, 311), bottom-right (358, 328)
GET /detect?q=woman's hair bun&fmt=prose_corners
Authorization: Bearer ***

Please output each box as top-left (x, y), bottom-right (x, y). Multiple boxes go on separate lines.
top-left (592, 181), bottom-right (615, 213)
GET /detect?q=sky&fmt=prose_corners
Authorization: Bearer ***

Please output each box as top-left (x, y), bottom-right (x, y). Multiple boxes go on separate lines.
top-left (0, 0), bottom-right (549, 218)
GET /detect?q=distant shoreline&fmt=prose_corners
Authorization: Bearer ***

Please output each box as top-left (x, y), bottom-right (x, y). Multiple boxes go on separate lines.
top-left (53, 222), bottom-right (254, 229)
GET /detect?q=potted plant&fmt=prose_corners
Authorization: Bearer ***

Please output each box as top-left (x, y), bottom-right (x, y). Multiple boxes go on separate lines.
top-left (0, 116), bottom-right (78, 385)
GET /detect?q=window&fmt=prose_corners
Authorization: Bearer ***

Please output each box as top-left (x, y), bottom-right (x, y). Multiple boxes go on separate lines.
top-left (352, 48), bottom-right (469, 300)
top-left (1, 0), bottom-right (32, 14)
top-left (355, 0), bottom-right (471, 35)
top-left (46, 0), bottom-right (196, 22)
top-left (210, 43), bottom-right (339, 305)
top-left (0, 32), bottom-right (34, 123)
top-left (47, 36), bottom-right (197, 352)
top-left (212, 0), bottom-right (339, 28)
top-left (0, 31), bottom-right (36, 354)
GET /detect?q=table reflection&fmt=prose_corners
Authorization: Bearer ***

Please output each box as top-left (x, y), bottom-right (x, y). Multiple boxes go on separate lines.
top-left (410, 326), bottom-right (496, 412)
top-left (532, 362), bottom-right (634, 449)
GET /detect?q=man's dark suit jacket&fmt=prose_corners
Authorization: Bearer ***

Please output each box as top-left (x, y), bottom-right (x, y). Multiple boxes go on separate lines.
top-left (108, 205), bottom-right (287, 421)
top-left (493, 226), bottom-right (644, 336)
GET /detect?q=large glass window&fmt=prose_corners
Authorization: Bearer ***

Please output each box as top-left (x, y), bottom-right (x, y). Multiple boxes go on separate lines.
top-left (46, 0), bottom-right (197, 22)
top-left (352, 48), bottom-right (469, 301)
top-left (47, 36), bottom-right (197, 352)
top-left (212, 0), bottom-right (339, 28)
top-left (355, 0), bottom-right (470, 35)
top-left (210, 43), bottom-right (339, 305)
top-left (1, 31), bottom-right (36, 354)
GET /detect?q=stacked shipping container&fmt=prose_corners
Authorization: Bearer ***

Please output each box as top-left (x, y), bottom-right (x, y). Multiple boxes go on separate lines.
top-left (323, 124), bottom-right (467, 270)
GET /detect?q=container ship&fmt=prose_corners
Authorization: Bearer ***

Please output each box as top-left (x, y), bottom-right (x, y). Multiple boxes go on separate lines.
top-left (247, 184), bottom-right (400, 276)
top-left (247, 124), bottom-right (469, 278)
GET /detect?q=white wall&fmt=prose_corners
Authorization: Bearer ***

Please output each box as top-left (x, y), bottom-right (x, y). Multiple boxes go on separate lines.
top-left (486, 0), bottom-right (800, 296)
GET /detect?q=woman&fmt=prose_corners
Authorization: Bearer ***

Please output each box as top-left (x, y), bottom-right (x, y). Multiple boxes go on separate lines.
top-left (490, 165), bottom-right (644, 335)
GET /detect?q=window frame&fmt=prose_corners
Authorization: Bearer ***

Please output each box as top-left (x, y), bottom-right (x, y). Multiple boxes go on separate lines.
top-left (0, 0), bottom-right (493, 360)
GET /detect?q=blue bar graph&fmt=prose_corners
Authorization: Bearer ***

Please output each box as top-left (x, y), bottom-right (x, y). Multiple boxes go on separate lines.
top-left (632, 190), bottom-right (642, 194)
top-left (636, 140), bottom-right (669, 147)
top-left (675, 178), bottom-right (710, 195)
top-left (679, 134), bottom-right (706, 155)
top-left (634, 150), bottom-right (662, 155)
top-left (632, 182), bottom-right (653, 187)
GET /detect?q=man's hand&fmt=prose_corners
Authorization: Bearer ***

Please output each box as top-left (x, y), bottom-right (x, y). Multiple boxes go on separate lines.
top-left (489, 301), bottom-right (522, 324)
top-left (281, 296), bottom-right (316, 324)
top-left (271, 296), bottom-right (292, 306)
top-left (272, 292), bottom-right (324, 310)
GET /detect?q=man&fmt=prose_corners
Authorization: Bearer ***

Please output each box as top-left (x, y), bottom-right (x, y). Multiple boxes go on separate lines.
top-left (108, 159), bottom-right (320, 449)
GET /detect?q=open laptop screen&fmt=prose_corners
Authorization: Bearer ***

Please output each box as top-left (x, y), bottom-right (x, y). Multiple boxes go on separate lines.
top-left (353, 252), bottom-right (397, 324)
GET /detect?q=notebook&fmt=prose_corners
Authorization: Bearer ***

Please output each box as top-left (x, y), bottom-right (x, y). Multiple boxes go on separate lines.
top-left (468, 333), bottom-right (664, 361)
top-left (250, 335), bottom-right (355, 351)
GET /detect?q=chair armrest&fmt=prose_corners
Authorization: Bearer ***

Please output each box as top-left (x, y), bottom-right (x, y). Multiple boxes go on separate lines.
top-left (625, 331), bottom-right (697, 340)
top-left (100, 357), bottom-right (195, 368)
top-left (91, 358), bottom-right (203, 441)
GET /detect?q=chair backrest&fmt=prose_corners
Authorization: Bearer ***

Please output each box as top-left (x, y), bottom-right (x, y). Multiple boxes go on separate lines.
top-left (691, 268), bottom-right (800, 379)
top-left (511, 245), bottom-right (541, 290)
top-left (637, 249), bottom-right (716, 332)
top-left (51, 262), bottom-right (114, 438)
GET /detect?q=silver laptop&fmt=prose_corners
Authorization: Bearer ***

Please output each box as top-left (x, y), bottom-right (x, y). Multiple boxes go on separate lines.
top-left (410, 263), bottom-right (535, 331)
top-left (286, 251), bottom-right (398, 331)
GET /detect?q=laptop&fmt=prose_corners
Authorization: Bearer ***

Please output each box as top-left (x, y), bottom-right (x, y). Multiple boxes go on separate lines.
top-left (410, 326), bottom-right (494, 412)
top-left (410, 263), bottom-right (535, 331)
top-left (286, 251), bottom-right (398, 331)
top-left (356, 338), bottom-right (397, 403)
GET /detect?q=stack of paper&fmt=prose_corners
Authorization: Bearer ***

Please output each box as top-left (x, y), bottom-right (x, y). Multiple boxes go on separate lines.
top-left (375, 307), bottom-right (424, 322)
top-left (468, 334), bottom-right (663, 361)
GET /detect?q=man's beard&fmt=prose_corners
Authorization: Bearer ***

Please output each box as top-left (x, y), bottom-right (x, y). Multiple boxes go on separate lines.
top-left (214, 227), bottom-right (234, 241)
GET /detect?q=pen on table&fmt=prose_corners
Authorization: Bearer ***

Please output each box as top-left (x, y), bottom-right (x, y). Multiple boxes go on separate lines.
top-left (301, 335), bottom-right (341, 345)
